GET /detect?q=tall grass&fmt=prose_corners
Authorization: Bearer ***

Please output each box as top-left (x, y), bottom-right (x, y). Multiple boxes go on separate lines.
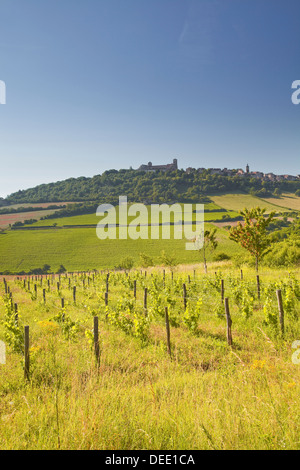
top-left (0, 265), bottom-right (299, 450)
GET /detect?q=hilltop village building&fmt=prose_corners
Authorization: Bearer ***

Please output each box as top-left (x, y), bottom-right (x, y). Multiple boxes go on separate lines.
top-left (138, 159), bottom-right (178, 172)
top-left (135, 160), bottom-right (299, 181)
top-left (185, 164), bottom-right (300, 181)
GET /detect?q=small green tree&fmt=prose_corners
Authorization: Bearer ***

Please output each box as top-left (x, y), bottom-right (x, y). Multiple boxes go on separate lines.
top-left (57, 264), bottom-right (67, 274)
top-left (42, 264), bottom-right (51, 274)
top-left (198, 228), bottom-right (218, 273)
top-left (116, 256), bottom-right (135, 270)
top-left (139, 252), bottom-right (154, 268)
top-left (229, 207), bottom-right (275, 272)
top-left (160, 250), bottom-right (177, 271)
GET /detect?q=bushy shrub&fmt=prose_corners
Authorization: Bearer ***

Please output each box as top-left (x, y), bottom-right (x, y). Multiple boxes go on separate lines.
top-left (263, 239), bottom-right (300, 267)
top-left (213, 252), bottom-right (231, 261)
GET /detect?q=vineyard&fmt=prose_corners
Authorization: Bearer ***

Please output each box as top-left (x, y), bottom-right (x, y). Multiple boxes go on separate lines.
top-left (1, 265), bottom-right (300, 450)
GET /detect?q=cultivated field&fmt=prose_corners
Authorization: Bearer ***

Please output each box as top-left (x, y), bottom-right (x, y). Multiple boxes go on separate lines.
top-left (262, 193), bottom-right (300, 211)
top-left (0, 210), bottom-right (61, 230)
top-left (0, 193), bottom-right (297, 274)
top-left (210, 193), bottom-right (287, 213)
top-left (0, 266), bottom-right (299, 450)
top-left (0, 223), bottom-right (242, 273)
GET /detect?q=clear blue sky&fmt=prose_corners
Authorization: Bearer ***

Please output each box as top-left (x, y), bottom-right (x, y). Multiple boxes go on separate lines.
top-left (0, 0), bottom-right (299, 198)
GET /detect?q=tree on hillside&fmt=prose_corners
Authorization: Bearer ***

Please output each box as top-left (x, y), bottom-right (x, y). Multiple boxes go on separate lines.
top-left (197, 228), bottom-right (218, 274)
top-left (57, 264), bottom-right (67, 274)
top-left (229, 207), bottom-right (275, 272)
top-left (160, 250), bottom-right (178, 272)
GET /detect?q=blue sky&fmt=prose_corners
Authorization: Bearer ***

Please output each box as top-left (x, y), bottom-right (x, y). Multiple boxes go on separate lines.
top-left (0, 0), bottom-right (299, 198)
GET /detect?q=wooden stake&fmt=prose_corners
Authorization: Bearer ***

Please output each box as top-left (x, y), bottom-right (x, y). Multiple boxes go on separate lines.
top-left (183, 283), bottom-right (187, 310)
top-left (224, 298), bottom-right (233, 346)
top-left (221, 279), bottom-right (225, 302)
top-left (144, 287), bottom-right (148, 315)
top-left (276, 289), bottom-right (284, 336)
top-left (256, 275), bottom-right (260, 300)
top-left (24, 326), bottom-right (30, 381)
top-left (14, 303), bottom-right (18, 326)
top-left (165, 307), bottom-right (172, 359)
top-left (94, 317), bottom-right (100, 366)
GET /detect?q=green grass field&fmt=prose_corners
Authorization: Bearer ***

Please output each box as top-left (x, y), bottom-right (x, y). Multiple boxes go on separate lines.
top-left (0, 223), bottom-right (243, 273)
top-left (29, 201), bottom-right (239, 227)
top-left (0, 266), bottom-right (300, 449)
top-left (0, 193), bottom-right (297, 274)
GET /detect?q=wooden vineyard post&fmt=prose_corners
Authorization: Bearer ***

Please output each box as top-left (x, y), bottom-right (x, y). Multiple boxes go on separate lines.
top-left (240, 269), bottom-right (243, 281)
top-left (221, 279), bottom-right (225, 303)
top-left (43, 289), bottom-right (46, 304)
top-left (183, 283), bottom-right (187, 310)
top-left (73, 286), bottom-right (76, 304)
top-left (165, 307), bottom-right (172, 359)
top-left (105, 291), bottom-right (108, 307)
top-left (24, 326), bottom-right (30, 381)
top-left (256, 275), bottom-right (260, 300)
top-left (133, 280), bottom-right (137, 300)
top-left (61, 298), bottom-right (65, 322)
top-left (14, 303), bottom-right (18, 326)
top-left (94, 317), bottom-right (100, 367)
top-left (224, 298), bottom-right (233, 346)
top-left (144, 288), bottom-right (148, 316)
top-left (276, 289), bottom-right (284, 336)
top-left (8, 292), bottom-right (13, 309)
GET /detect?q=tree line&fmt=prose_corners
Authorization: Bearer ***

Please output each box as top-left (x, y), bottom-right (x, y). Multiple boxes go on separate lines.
top-left (4, 169), bottom-right (300, 205)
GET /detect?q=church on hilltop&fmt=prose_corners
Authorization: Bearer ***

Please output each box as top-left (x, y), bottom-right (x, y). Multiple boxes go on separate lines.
top-left (137, 158), bottom-right (178, 172)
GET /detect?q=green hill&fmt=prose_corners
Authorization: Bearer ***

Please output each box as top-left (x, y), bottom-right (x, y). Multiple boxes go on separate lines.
top-left (5, 168), bottom-right (300, 205)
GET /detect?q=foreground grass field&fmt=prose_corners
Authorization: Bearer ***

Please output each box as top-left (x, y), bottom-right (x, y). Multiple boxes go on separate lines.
top-left (0, 265), bottom-right (300, 450)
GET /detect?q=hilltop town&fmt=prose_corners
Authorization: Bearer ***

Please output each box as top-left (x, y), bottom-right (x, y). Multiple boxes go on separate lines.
top-left (137, 159), bottom-right (300, 182)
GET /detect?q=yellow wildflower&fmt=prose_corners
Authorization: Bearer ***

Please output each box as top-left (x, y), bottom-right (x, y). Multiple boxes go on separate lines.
top-left (251, 360), bottom-right (266, 370)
